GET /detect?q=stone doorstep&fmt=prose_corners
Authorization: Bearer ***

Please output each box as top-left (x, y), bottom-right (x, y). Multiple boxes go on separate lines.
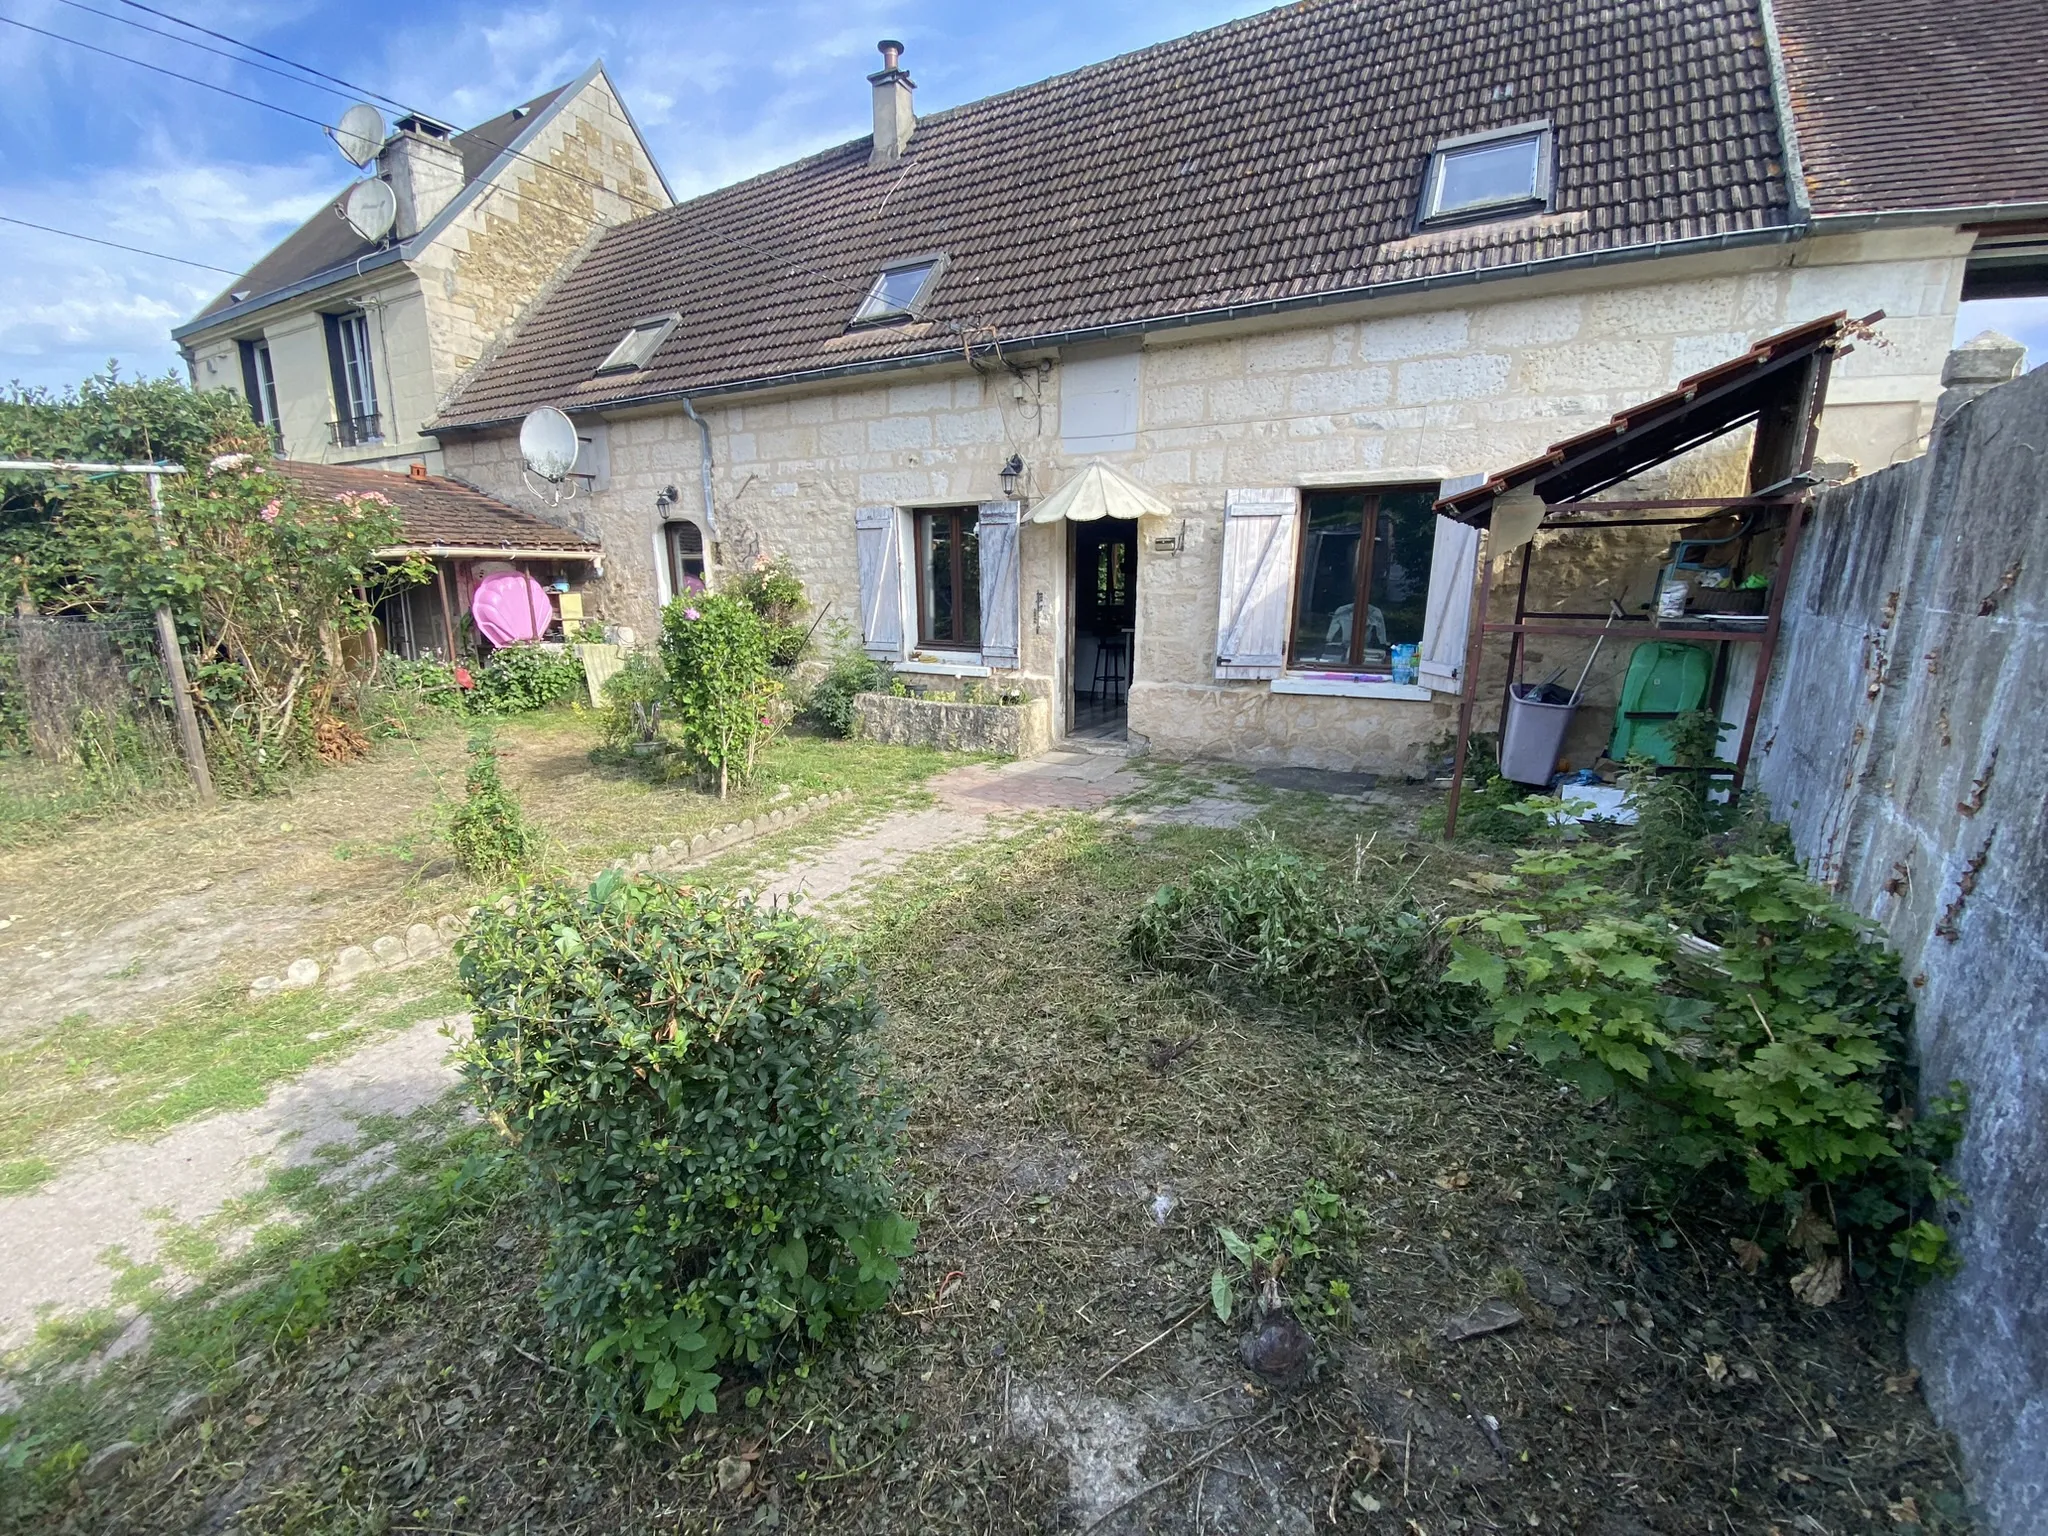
top-left (248, 791), bottom-right (857, 1000)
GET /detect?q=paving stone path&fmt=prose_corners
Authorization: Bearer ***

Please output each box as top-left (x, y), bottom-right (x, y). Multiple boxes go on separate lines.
top-left (0, 751), bottom-right (1149, 1358)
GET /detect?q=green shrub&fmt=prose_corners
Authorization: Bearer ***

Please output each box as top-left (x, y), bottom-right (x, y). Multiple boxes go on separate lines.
top-left (1128, 841), bottom-right (1467, 1034)
top-left (467, 643), bottom-right (584, 716)
top-left (457, 872), bottom-right (915, 1426)
top-left (447, 729), bottom-right (535, 879)
top-left (804, 647), bottom-right (888, 737)
top-left (730, 554), bottom-right (810, 669)
top-left (1447, 846), bottom-right (1965, 1305)
top-left (1620, 710), bottom-right (1732, 904)
top-left (1418, 740), bottom-right (1541, 845)
top-left (661, 594), bottom-right (782, 797)
top-left (595, 651), bottom-right (670, 753)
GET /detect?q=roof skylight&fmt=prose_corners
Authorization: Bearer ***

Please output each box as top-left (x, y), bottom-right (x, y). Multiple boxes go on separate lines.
top-left (595, 314), bottom-right (678, 374)
top-left (852, 255), bottom-right (945, 325)
top-left (1419, 123), bottom-right (1553, 225)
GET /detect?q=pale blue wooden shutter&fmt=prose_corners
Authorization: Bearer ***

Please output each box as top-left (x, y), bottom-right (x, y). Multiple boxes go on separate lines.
top-left (1214, 488), bottom-right (1298, 679)
top-left (1419, 514), bottom-right (1481, 695)
top-left (976, 501), bottom-right (1020, 667)
top-left (855, 506), bottom-right (904, 660)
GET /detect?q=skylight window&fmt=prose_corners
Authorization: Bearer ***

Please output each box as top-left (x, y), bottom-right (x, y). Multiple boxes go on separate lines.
top-left (851, 255), bottom-right (946, 325)
top-left (1419, 123), bottom-right (1553, 225)
top-left (596, 315), bottom-right (678, 375)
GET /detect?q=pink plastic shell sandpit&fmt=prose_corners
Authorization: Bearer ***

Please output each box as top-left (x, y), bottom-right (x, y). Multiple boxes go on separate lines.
top-left (470, 571), bottom-right (555, 647)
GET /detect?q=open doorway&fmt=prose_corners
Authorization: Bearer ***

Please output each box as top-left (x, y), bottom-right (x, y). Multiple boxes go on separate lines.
top-left (1069, 518), bottom-right (1138, 741)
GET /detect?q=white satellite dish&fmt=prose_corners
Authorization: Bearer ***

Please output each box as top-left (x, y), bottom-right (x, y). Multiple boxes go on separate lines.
top-left (343, 179), bottom-right (397, 243)
top-left (519, 407), bottom-right (581, 483)
top-left (333, 102), bottom-right (387, 168)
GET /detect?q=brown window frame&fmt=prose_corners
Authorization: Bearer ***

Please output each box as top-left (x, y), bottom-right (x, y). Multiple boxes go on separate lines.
top-left (1287, 483), bottom-right (1439, 671)
top-left (913, 506), bottom-right (981, 649)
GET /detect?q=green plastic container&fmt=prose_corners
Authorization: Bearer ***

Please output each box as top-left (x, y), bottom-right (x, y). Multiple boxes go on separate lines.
top-left (1607, 642), bottom-right (1713, 765)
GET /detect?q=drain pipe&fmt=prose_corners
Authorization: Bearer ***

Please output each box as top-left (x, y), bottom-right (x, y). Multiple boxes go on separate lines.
top-left (680, 398), bottom-right (719, 544)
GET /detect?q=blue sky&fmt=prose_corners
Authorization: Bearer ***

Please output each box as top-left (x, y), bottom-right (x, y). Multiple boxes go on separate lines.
top-left (1, 0), bottom-right (2042, 391)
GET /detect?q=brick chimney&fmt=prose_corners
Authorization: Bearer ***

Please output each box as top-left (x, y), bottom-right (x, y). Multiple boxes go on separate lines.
top-left (869, 39), bottom-right (915, 167)
top-left (379, 114), bottom-right (465, 240)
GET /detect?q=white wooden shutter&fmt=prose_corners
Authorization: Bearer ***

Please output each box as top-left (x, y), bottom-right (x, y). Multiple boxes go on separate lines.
top-left (1418, 514), bottom-right (1481, 695)
top-left (1213, 488), bottom-right (1298, 680)
top-left (976, 501), bottom-right (1020, 667)
top-left (855, 506), bottom-right (904, 660)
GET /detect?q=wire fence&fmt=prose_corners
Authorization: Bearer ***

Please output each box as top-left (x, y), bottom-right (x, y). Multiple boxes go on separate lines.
top-left (0, 613), bottom-right (181, 773)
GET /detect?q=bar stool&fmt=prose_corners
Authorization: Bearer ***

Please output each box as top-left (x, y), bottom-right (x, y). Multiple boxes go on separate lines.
top-left (1092, 631), bottom-right (1129, 705)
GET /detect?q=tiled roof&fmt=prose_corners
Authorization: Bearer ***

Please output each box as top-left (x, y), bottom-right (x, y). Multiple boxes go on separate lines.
top-left (1775, 0), bottom-right (2048, 216)
top-left (188, 86), bottom-right (569, 325)
top-left (433, 0), bottom-right (1796, 430)
top-left (275, 461), bottom-right (599, 554)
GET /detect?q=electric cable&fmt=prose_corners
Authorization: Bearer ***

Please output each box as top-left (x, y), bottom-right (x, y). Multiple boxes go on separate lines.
top-left (50, 0), bottom-right (362, 105)
top-left (0, 13), bottom-right (332, 129)
top-left (0, 212), bottom-right (242, 274)
top-left (114, 0), bottom-right (425, 117)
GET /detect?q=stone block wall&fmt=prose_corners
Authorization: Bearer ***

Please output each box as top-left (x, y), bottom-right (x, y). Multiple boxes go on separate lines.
top-left (442, 229), bottom-right (1969, 771)
top-left (1753, 362), bottom-right (2048, 1535)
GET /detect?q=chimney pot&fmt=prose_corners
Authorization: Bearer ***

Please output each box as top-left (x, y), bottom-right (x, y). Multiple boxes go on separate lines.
top-left (868, 39), bottom-right (915, 167)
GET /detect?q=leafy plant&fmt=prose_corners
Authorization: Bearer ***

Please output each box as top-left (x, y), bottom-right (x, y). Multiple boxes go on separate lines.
top-left (1447, 846), bottom-right (1966, 1304)
top-left (1210, 1180), bottom-right (1357, 1326)
top-left (729, 553), bottom-right (809, 669)
top-left (595, 650), bottom-right (671, 752)
top-left (803, 644), bottom-right (888, 737)
top-left (467, 643), bottom-right (584, 716)
top-left (457, 872), bottom-right (915, 1426)
top-left (1620, 710), bottom-right (1731, 904)
top-left (1419, 739), bottom-right (1543, 845)
top-left (447, 728), bottom-right (536, 880)
top-left (1128, 840), bottom-right (1467, 1035)
top-left (661, 593), bottom-right (783, 797)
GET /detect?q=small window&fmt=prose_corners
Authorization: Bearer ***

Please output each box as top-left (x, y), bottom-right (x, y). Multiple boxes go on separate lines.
top-left (596, 315), bottom-right (678, 375)
top-left (1419, 123), bottom-right (1551, 225)
top-left (852, 255), bottom-right (945, 325)
top-left (238, 338), bottom-right (280, 443)
top-left (915, 506), bottom-right (981, 648)
top-left (1288, 486), bottom-right (1441, 673)
top-left (665, 519), bottom-right (707, 596)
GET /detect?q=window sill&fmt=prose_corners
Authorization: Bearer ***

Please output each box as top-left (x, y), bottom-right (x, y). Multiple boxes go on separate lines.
top-left (896, 657), bottom-right (990, 678)
top-left (1271, 674), bottom-right (1431, 701)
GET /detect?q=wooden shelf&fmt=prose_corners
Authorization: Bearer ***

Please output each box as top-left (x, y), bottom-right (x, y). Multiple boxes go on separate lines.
top-left (1477, 621), bottom-right (1769, 640)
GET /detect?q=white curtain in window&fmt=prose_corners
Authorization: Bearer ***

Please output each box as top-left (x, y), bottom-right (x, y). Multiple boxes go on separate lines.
top-left (855, 505), bottom-right (905, 660)
top-left (1213, 488), bottom-right (1298, 680)
top-left (1418, 514), bottom-right (1482, 694)
top-left (976, 501), bottom-right (1020, 666)
top-left (340, 313), bottom-right (378, 420)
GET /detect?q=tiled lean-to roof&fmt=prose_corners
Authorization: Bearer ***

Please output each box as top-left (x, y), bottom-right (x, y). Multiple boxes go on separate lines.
top-left (433, 0), bottom-right (1799, 430)
top-left (275, 461), bottom-right (599, 554)
top-left (1773, 0), bottom-right (2048, 217)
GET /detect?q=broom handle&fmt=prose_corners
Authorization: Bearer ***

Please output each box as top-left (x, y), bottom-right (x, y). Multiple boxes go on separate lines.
top-left (1568, 600), bottom-right (1623, 705)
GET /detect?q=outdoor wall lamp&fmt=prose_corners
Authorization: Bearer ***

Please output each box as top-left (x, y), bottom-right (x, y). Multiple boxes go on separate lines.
top-left (999, 454), bottom-right (1024, 499)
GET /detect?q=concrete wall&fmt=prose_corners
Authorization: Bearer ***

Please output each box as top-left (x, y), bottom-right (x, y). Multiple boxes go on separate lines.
top-left (1752, 363), bottom-right (2048, 1535)
top-left (443, 228), bottom-right (1971, 771)
top-left (184, 69), bottom-right (664, 477)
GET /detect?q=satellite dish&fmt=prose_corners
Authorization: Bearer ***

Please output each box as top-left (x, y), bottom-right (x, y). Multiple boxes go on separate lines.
top-left (519, 407), bottom-right (581, 482)
top-left (333, 102), bottom-right (387, 167)
top-left (343, 179), bottom-right (397, 243)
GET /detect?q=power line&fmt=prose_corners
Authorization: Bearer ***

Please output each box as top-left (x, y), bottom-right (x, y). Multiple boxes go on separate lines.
top-left (113, 0), bottom-right (425, 118)
top-left (0, 14), bottom-right (332, 130)
top-left (0, 213), bottom-right (242, 275)
top-left (51, 0), bottom-right (361, 105)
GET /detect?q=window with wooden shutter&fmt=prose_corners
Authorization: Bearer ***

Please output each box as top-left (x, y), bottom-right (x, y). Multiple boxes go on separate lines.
top-left (976, 501), bottom-right (1021, 666)
top-left (1213, 489), bottom-right (1298, 680)
top-left (1418, 514), bottom-right (1481, 694)
top-left (855, 506), bottom-right (905, 660)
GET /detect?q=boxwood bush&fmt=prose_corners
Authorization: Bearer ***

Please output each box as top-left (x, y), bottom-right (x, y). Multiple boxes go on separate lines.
top-left (458, 872), bottom-right (915, 1425)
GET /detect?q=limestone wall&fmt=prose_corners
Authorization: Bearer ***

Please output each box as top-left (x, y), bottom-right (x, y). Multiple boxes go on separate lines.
top-left (442, 228), bottom-right (1970, 771)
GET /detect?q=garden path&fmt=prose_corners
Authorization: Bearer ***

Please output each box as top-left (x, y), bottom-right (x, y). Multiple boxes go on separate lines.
top-left (0, 750), bottom-right (1144, 1364)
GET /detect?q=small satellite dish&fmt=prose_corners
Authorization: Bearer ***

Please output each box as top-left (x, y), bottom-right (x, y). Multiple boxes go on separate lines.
top-left (519, 407), bottom-right (581, 483)
top-left (343, 179), bottom-right (397, 243)
top-left (333, 102), bottom-right (387, 167)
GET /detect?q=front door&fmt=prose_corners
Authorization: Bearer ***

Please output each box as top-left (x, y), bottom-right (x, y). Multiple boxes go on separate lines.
top-left (1068, 519), bottom-right (1138, 741)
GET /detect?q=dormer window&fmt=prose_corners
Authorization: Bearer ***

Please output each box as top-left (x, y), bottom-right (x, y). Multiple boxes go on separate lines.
top-left (596, 315), bottom-right (678, 375)
top-left (1419, 123), bottom-right (1552, 225)
top-left (851, 254), bottom-right (945, 325)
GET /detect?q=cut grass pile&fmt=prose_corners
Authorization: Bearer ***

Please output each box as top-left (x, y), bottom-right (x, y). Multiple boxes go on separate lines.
top-left (0, 803), bottom-right (1972, 1534)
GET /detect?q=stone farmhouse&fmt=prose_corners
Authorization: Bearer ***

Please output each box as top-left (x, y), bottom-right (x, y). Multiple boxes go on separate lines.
top-left (177, 63), bottom-right (669, 476)
top-left (422, 0), bottom-right (2044, 772)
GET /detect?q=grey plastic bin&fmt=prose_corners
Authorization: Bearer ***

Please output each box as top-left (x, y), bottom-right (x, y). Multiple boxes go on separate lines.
top-left (1499, 682), bottom-right (1577, 786)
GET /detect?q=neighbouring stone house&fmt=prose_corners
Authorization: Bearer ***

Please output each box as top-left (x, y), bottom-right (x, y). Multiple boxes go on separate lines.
top-left (425, 0), bottom-right (2048, 772)
top-left (176, 62), bottom-right (670, 477)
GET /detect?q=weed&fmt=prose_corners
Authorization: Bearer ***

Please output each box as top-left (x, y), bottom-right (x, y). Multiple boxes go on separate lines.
top-left (446, 727), bottom-right (535, 880)
top-left (802, 644), bottom-right (889, 737)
